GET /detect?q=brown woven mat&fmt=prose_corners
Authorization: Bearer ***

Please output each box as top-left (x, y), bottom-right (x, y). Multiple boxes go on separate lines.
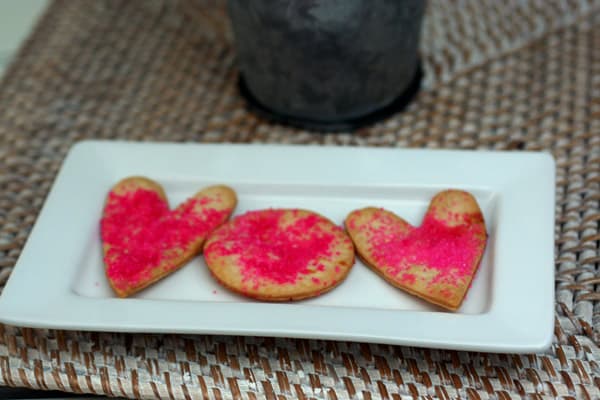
top-left (1, 0), bottom-right (600, 398)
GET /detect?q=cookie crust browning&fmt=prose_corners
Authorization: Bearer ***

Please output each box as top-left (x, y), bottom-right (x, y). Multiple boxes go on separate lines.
top-left (204, 209), bottom-right (355, 301)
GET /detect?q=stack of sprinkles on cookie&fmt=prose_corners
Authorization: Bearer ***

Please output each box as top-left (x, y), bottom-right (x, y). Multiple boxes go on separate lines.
top-left (101, 178), bottom-right (487, 310)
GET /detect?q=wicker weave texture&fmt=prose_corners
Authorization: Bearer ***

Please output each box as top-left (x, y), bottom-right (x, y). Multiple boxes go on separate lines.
top-left (0, 1), bottom-right (599, 399)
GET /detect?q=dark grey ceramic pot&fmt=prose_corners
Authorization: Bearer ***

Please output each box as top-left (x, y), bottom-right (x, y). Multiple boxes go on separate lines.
top-left (228, 0), bottom-right (425, 131)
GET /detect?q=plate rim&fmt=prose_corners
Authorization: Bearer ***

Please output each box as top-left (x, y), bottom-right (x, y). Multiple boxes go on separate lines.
top-left (0, 140), bottom-right (556, 353)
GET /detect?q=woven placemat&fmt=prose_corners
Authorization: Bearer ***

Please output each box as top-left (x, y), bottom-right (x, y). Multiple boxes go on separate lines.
top-left (1, 0), bottom-right (600, 398)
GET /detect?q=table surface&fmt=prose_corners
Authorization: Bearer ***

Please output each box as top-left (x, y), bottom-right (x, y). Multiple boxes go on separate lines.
top-left (0, 1), bottom-right (598, 399)
top-left (0, 3), bottom-right (110, 399)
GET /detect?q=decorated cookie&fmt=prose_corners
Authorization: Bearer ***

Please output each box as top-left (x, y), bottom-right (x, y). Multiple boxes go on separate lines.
top-left (101, 177), bottom-right (237, 297)
top-left (345, 190), bottom-right (487, 311)
top-left (203, 209), bottom-right (355, 301)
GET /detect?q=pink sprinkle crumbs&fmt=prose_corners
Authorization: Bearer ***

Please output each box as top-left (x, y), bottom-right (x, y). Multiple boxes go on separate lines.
top-left (346, 216), bottom-right (358, 231)
top-left (311, 277), bottom-right (321, 284)
top-left (212, 290), bottom-right (218, 295)
top-left (362, 211), bottom-right (485, 286)
top-left (400, 273), bottom-right (416, 284)
top-left (101, 188), bottom-right (230, 290)
top-left (205, 209), bottom-right (337, 285)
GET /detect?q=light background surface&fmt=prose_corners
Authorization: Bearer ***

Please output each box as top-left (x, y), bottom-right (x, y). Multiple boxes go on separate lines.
top-left (0, 0), bottom-right (48, 76)
top-left (0, 2), bottom-right (116, 399)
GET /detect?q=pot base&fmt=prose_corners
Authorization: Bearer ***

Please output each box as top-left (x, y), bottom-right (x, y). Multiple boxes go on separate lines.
top-left (237, 64), bottom-right (423, 132)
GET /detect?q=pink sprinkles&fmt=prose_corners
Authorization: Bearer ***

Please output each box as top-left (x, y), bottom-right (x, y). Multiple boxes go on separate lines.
top-left (101, 188), bottom-right (229, 290)
top-left (205, 209), bottom-right (338, 285)
top-left (355, 210), bottom-right (485, 286)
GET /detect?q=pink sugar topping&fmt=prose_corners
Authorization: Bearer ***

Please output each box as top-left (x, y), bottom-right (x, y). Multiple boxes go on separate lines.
top-left (101, 188), bottom-right (229, 289)
top-left (205, 209), bottom-right (338, 285)
top-left (401, 273), bottom-right (416, 284)
top-left (361, 211), bottom-right (486, 286)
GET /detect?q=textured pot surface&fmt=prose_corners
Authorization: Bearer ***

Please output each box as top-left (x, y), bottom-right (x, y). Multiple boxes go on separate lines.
top-left (228, 0), bottom-right (425, 123)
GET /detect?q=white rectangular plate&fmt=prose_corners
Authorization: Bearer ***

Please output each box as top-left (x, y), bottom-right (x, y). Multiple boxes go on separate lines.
top-left (0, 141), bottom-right (555, 352)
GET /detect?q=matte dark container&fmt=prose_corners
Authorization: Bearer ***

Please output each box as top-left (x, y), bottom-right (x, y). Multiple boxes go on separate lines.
top-left (228, 0), bottom-right (426, 131)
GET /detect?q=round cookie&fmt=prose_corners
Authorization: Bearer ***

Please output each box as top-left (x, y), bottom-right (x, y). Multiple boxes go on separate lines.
top-left (101, 177), bottom-right (237, 297)
top-left (203, 209), bottom-right (355, 301)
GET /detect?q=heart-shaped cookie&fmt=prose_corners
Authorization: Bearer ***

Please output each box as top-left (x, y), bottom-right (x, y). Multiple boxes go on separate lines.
top-left (101, 177), bottom-right (237, 297)
top-left (345, 190), bottom-right (487, 310)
